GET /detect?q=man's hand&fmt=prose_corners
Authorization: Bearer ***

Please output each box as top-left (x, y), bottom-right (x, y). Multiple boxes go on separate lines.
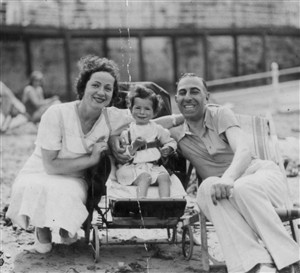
top-left (160, 146), bottom-right (173, 157)
top-left (109, 135), bottom-right (131, 164)
top-left (211, 178), bottom-right (234, 205)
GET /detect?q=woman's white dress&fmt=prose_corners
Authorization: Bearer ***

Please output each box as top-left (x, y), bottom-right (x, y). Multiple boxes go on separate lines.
top-left (6, 101), bottom-right (132, 235)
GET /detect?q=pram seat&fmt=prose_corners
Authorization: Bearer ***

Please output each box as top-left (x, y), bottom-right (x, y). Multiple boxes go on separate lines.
top-left (110, 198), bottom-right (187, 227)
top-left (104, 157), bottom-right (187, 226)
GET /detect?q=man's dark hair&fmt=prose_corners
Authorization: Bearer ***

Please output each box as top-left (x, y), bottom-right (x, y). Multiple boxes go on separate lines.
top-left (177, 73), bottom-right (208, 91)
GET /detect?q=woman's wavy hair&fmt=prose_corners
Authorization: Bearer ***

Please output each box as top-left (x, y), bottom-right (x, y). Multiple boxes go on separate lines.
top-left (127, 85), bottom-right (162, 117)
top-left (75, 55), bottom-right (120, 105)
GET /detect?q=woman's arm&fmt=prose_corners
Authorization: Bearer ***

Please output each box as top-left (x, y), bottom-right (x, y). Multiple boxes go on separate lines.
top-left (108, 135), bottom-right (131, 164)
top-left (41, 142), bottom-right (108, 175)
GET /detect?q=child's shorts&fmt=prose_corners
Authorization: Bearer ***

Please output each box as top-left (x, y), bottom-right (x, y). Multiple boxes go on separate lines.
top-left (116, 162), bottom-right (169, 186)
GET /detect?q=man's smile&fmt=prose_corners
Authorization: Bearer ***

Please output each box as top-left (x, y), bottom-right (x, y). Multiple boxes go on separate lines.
top-left (183, 104), bottom-right (197, 111)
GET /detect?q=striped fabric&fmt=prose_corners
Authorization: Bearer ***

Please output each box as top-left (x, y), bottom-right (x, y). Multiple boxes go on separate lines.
top-left (236, 114), bottom-right (282, 170)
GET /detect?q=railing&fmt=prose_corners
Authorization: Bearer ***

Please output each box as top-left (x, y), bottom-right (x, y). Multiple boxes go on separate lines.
top-left (207, 63), bottom-right (300, 113)
top-left (207, 65), bottom-right (300, 87)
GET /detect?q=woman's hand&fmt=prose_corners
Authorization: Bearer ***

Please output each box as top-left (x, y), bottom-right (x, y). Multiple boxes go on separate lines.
top-left (109, 135), bottom-right (131, 164)
top-left (90, 142), bottom-right (108, 164)
top-left (211, 178), bottom-right (234, 206)
top-left (160, 146), bottom-right (173, 157)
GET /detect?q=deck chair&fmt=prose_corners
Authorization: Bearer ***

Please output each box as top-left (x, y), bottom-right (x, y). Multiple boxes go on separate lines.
top-left (183, 113), bottom-right (300, 272)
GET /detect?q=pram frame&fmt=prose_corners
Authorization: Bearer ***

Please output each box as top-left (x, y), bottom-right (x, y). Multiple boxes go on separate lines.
top-left (84, 82), bottom-right (191, 263)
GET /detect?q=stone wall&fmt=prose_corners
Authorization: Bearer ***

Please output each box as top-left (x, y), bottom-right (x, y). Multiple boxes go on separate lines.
top-left (3, 0), bottom-right (300, 29)
top-left (1, 1), bottom-right (299, 99)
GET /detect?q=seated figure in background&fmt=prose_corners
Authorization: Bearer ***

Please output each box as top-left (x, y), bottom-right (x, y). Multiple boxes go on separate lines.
top-left (0, 81), bottom-right (27, 132)
top-left (22, 71), bottom-right (61, 123)
top-left (116, 86), bottom-right (177, 198)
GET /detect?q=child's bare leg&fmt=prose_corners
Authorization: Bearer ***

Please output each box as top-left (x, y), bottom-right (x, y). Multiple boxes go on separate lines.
top-left (157, 173), bottom-right (171, 197)
top-left (133, 173), bottom-right (152, 198)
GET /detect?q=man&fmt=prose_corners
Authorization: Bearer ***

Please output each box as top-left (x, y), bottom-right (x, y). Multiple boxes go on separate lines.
top-left (110, 74), bottom-right (299, 272)
top-left (169, 73), bottom-right (299, 273)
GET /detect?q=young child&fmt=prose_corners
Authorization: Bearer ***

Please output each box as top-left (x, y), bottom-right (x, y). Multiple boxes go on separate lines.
top-left (116, 86), bottom-right (177, 198)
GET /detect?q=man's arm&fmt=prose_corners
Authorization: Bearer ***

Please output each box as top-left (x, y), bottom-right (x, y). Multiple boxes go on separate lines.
top-left (154, 114), bottom-right (184, 129)
top-left (211, 126), bottom-right (252, 205)
top-left (222, 126), bottom-right (252, 182)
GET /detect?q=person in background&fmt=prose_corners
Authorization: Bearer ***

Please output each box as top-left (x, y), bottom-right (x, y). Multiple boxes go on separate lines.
top-left (22, 71), bottom-right (60, 123)
top-left (0, 81), bottom-right (27, 133)
top-left (169, 73), bottom-right (299, 273)
top-left (116, 86), bottom-right (177, 198)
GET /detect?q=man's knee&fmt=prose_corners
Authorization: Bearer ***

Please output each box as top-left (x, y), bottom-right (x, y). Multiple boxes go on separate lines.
top-left (198, 177), bottom-right (220, 196)
top-left (233, 177), bottom-right (259, 201)
top-left (197, 176), bottom-right (220, 209)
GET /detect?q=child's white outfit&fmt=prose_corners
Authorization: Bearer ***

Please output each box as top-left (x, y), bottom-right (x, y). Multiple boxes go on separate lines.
top-left (116, 120), bottom-right (177, 185)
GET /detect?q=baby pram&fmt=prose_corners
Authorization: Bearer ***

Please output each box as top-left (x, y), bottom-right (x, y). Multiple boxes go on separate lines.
top-left (83, 82), bottom-right (192, 262)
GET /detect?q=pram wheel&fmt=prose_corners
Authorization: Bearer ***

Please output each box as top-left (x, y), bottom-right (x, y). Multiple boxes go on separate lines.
top-left (182, 225), bottom-right (194, 260)
top-left (91, 225), bottom-right (100, 263)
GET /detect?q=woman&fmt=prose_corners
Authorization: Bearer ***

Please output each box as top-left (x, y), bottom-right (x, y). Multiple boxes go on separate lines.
top-left (7, 55), bottom-right (134, 253)
top-left (7, 55), bottom-right (182, 254)
top-left (22, 70), bottom-right (60, 123)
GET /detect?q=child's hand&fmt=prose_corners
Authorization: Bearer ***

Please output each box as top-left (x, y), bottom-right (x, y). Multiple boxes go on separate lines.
top-left (160, 146), bottom-right (173, 157)
top-left (128, 137), bottom-right (146, 155)
top-left (132, 137), bottom-right (146, 150)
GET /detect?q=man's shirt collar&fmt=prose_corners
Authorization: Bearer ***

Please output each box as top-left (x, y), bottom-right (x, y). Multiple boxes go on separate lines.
top-left (178, 106), bottom-right (215, 140)
top-left (203, 107), bottom-right (214, 130)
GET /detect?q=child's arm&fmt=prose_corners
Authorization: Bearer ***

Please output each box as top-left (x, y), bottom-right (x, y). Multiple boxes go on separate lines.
top-left (156, 124), bottom-right (177, 157)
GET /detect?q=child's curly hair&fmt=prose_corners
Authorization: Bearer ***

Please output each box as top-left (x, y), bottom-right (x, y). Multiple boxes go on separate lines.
top-left (75, 55), bottom-right (120, 104)
top-left (127, 85), bottom-right (162, 116)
